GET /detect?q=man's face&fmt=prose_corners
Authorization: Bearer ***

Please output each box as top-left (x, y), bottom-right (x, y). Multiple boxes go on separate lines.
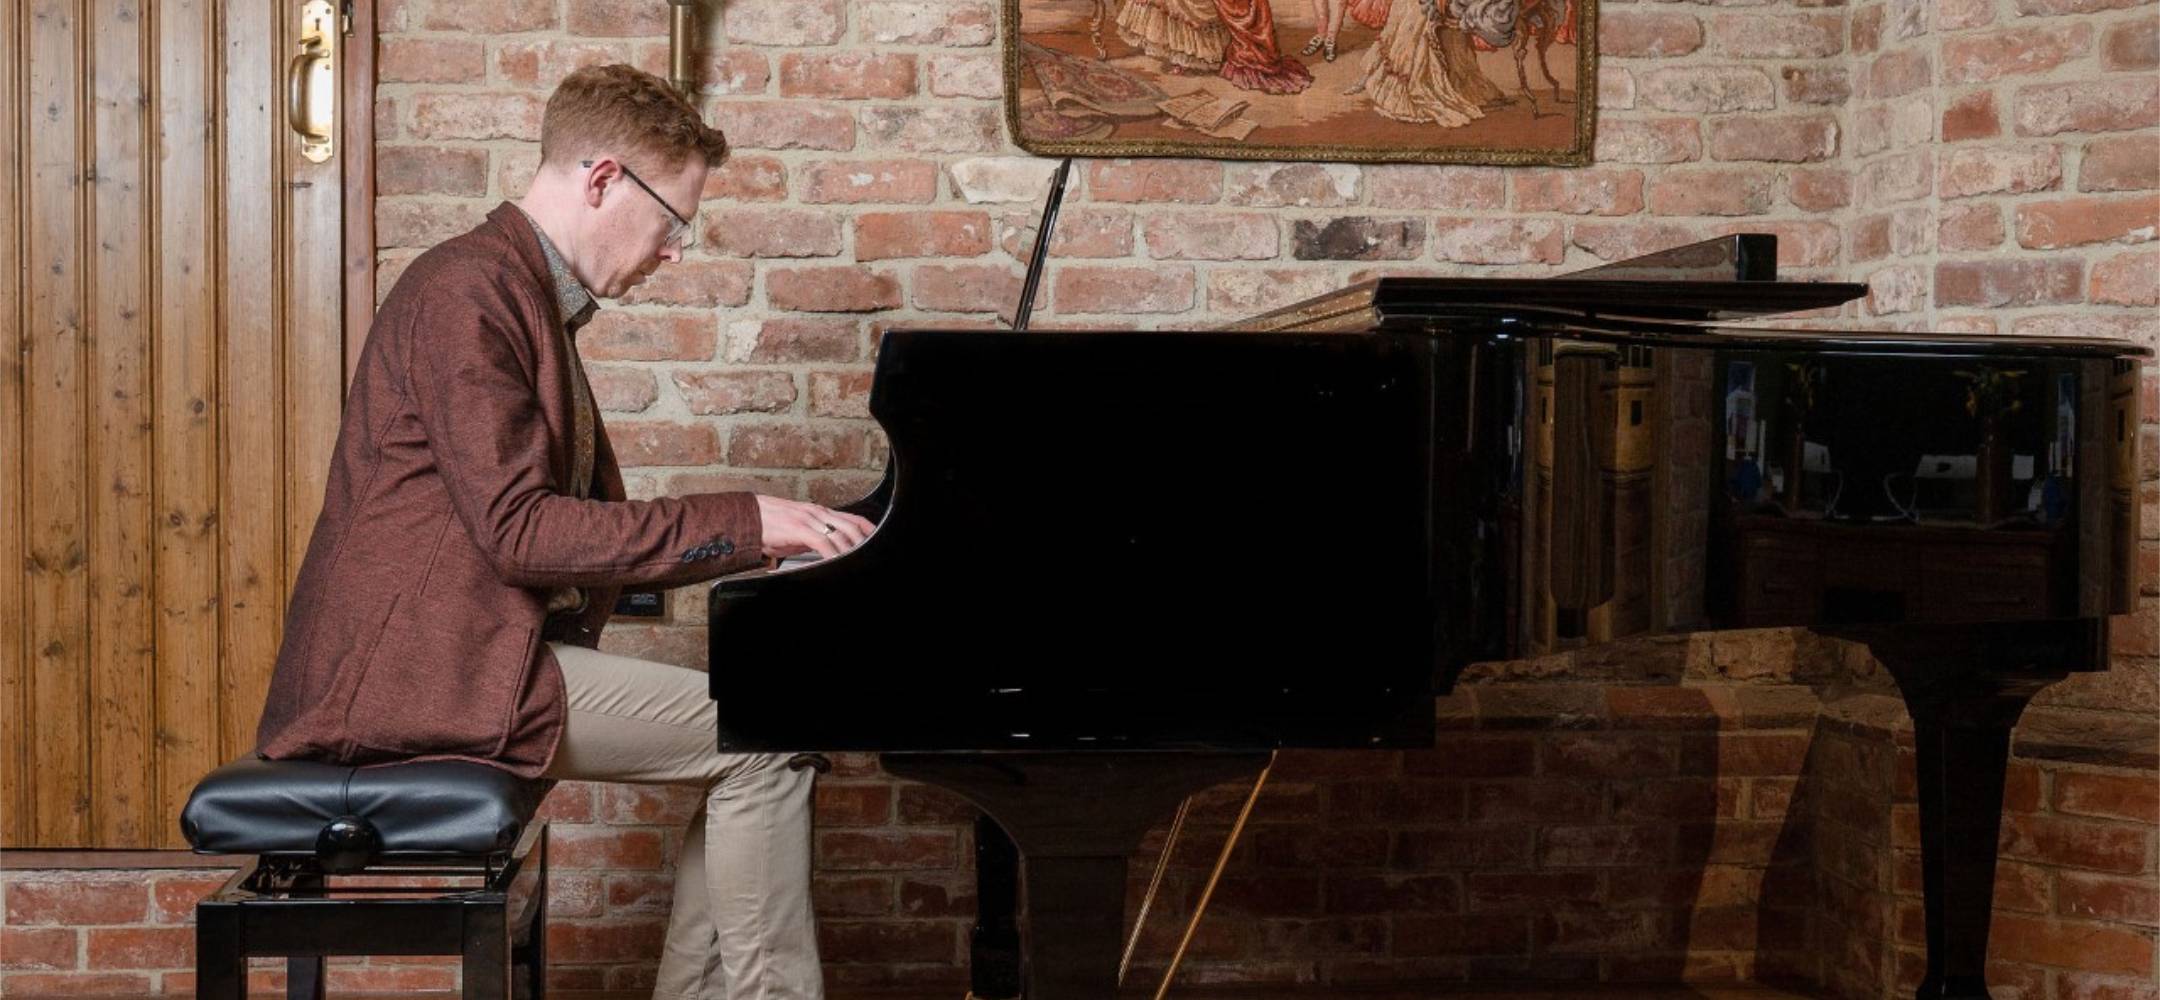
top-left (582, 154), bottom-right (705, 299)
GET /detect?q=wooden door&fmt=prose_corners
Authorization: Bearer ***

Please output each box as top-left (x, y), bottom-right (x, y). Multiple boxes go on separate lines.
top-left (3, 0), bottom-right (356, 848)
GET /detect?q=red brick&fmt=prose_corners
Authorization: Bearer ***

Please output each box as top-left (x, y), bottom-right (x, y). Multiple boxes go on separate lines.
top-left (2017, 195), bottom-right (2160, 249)
top-left (794, 159), bottom-right (928, 206)
top-left (778, 53), bottom-right (916, 100)
top-left (5, 879), bottom-right (148, 926)
top-left (2083, 135), bottom-right (2160, 193)
top-left (1428, 218), bottom-right (1565, 265)
top-left (808, 371), bottom-right (873, 419)
top-left (816, 830), bottom-right (959, 870)
top-left (858, 106), bottom-right (1002, 154)
top-left (1595, 119), bottom-right (1702, 165)
top-left (1367, 165), bottom-right (1506, 209)
top-left (1600, 10), bottom-right (1704, 58)
top-left (1943, 24), bottom-right (2094, 84)
top-left (608, 422), bottom-right (722, 468)
top-left (1465, 871), bottom-right (1600, 912)
top-left (2016, 78), bottom-right (2160, 136)
top-left (815, 782), bottom-right (894, 826)
top-left (860, 0), bottom-right (996, 45)
top-left (2059, 872), bottom-right (2160, 926)
top-left (998, 206), bottom-right (1135, 260)
top-left (1782, 65), bottom-right (1851, 106)
top-left (378, 37), bottom-right (485, 84)
top-left (816, 920), bottom-right (957, 961)
top-left (1221, 162), bottom-right (1360, 207)
top-left (1709, 12), bottom-right (1843, 58)
top-left (407, 92), bottom-right (544, 142)
top-left (82, 927), bottom-right (189, 970)
top-left (702, 155), bottom-right (789, 202)
top-left (579, 312), bottom-right (715, 362)
top-left (0, 972), bottom-right (152, 994)
top-left (728, 423), bottom-right (865, 470)
top-left (1053, 266), bottom-right (1195, 314)
top-left (1781, 170), bottom-right (1849, 215)
top-left (2092, 250), bottom-right (2160, 306)
top-left (911, 263), bottom-right (1020, 313)
top-left (855, 211), bottom-right (992, 261)
top-left (1850, 6), bottom-right (1883, 55)
top-left (674, 371), bottom-right (795, 415)
top-left (1639, 66), bottom-right (1777, 112)
top-left (1393, 914), bottom-right (1530, 955)
top-left (708, 102), bottom-right (855, 152)
top-left (701, 208), bottom-right (845, 259)
top-left (1206, 268), bottom-right (1343, 314)
top-left (1941, 90), bottom-right (2002, 141)
top-left (2056, 769), bottom-right (2160, 822)
top-left (536, 782), bottom-right (597, 823)
top-left (1708, 115), bottom-right (1838, 163)
top-left (563, 0), bottom-right (664, 34)
top-left (2018, 0), bottom-right (2143, 13)
top-left (725, 317), bottom-right (860, 363)
top-left (150, 874), bottom-right (233, 924)
top-left (1991, 913), bottom-right (2152, 976)
top-left (724, 0), bottom-right (844, 43)
top-left (375, 199), bottom-right (490, 249)
top-left (1865, 49), bottom-right (1933, 101)
top-left (0, 928), bottom-right (78, 971)
top-left (2054, 971), bottom-right (2160, 1000)
top-left (1939, 146), bottom-right (2063, 199)
top-left (1570, 221), bottom-right (1702, 262)
top-left (422, 0), bottom-right (555, 32)
top-left (927, 55), bottom-right (1001, 99)
top-left (1940, 204), bottom-right (2006, 252)
top-left (613, 259), bottom-right (747, 310)
top-left (1085, 160), bottom-right (1223, 204)
top-left (1142, 212), bottom-right (1280, 260)
top-left (1648, 169), bottom-right (1775, 216)
top-left (766, 268), bottom-right (903, 313)
top-left (2103, 18), bottom-right (2159, 71)
top-left (2001, 814), bottom-right (2152, 874)
top-left (1544, 734), bottom-right (1681, 778)
top-left (375, 146), bottom-right (487, 198)
top-left (491, 40), bottom-right (632, 88)
top-left (325, 964), bottom-right (458, 992)
top-left (1936, 259), bottom-right (2085, 308)
top-left (1515, 169), bottom-right (1647, 215)
top-left (548, 919), bottom-right (667, 964)
top-left (813, 874), bottom-right (896, 917)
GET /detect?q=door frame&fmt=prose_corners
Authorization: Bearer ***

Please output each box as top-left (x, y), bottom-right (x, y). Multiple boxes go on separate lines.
top-left (341, 0), bottom-right (376, 387)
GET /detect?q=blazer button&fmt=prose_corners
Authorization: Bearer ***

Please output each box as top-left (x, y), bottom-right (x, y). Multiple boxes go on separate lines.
top-left (680, 549), bottom-right (699, 563)
top-left (719, 539), bottom-right (735, 556)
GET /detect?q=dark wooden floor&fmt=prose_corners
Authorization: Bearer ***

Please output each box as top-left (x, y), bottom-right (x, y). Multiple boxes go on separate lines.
top-left (5, 988), bottom-right (1825, 1000)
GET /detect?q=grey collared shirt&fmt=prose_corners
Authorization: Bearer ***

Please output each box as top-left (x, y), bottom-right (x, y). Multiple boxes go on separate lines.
top-left (516, 207), bottom-right (600, 616)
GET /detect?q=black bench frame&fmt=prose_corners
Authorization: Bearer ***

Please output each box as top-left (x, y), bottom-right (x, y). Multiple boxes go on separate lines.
top-left (194, 821), bottom-right (548, 999)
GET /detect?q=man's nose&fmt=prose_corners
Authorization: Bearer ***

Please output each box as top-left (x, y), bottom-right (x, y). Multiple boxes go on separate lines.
top-left (659, 242), bottom-right (683, 264)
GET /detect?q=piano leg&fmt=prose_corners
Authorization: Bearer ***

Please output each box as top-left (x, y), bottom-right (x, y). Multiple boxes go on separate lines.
top-left (1851, 619), bottom-right (2101, 1000)
top-left (882, 751), bottom-right (1270, 1000)
top-left (970, 816), bottom-right (1023, 999)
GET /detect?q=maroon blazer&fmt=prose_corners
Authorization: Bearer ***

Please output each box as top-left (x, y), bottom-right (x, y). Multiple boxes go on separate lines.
top-left (256, 204), bottom-right (765, 777)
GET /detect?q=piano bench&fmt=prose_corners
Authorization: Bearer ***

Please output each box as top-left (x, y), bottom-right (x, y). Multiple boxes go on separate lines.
top-left (179, 757), bottom-right (551, 1000)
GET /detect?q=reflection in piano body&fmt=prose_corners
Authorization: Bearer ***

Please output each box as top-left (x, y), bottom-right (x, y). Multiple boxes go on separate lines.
top-left (705, 234), bottom-right (2146, 1000)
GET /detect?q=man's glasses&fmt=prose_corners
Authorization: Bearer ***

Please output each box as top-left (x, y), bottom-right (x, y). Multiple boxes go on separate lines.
top-left (583, 159), bottom-right (698, 250)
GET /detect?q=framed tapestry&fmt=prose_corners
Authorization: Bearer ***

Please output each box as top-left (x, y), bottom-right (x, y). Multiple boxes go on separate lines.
top-left (1003, 0), bottom-right (1597, 165)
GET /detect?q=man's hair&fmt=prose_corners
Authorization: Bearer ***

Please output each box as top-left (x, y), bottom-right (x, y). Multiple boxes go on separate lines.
top-left (538, 64), bottom-right (728, 172)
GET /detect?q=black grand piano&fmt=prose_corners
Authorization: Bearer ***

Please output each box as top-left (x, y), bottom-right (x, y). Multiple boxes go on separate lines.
top-left (705, 231), bottom-right (2145, 1000)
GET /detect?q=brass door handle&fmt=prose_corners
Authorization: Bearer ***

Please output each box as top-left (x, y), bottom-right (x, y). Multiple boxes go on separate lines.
top-left (286, 0), bottom-right (336, 163)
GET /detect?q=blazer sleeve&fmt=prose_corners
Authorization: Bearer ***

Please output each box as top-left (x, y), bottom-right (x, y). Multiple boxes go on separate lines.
top-left (402, 287), bottom-right (766, 589)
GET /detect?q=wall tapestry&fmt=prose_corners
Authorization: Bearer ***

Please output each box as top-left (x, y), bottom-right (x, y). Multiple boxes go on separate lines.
top-left (1004, 0), bottom-right (1597, 165)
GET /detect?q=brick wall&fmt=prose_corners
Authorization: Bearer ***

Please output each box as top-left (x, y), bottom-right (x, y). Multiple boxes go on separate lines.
top-left (6, 0), bottom-right (2155, 995)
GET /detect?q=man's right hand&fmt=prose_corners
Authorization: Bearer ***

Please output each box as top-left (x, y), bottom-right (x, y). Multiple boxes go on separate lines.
top-left (755, 495), bottom-right (875, 560)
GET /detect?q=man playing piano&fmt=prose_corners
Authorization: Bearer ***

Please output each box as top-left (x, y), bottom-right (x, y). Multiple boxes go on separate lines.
top-left (253, 64), bottom-right (869, 999)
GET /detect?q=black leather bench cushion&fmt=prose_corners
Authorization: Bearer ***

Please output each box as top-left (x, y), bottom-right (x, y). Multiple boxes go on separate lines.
top-left (181, 757), bottom-right (546, 857)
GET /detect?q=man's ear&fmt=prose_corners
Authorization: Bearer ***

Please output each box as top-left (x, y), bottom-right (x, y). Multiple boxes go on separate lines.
top-left (580, 156), bottom-right (619, 209)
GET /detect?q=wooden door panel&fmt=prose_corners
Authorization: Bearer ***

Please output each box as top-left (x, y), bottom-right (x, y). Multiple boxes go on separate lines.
top-left (4, 0), bottom-right (351, 848)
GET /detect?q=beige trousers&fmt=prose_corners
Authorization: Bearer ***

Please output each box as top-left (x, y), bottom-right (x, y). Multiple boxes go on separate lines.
top-left (544, 642), bottom-right (823, 1000)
